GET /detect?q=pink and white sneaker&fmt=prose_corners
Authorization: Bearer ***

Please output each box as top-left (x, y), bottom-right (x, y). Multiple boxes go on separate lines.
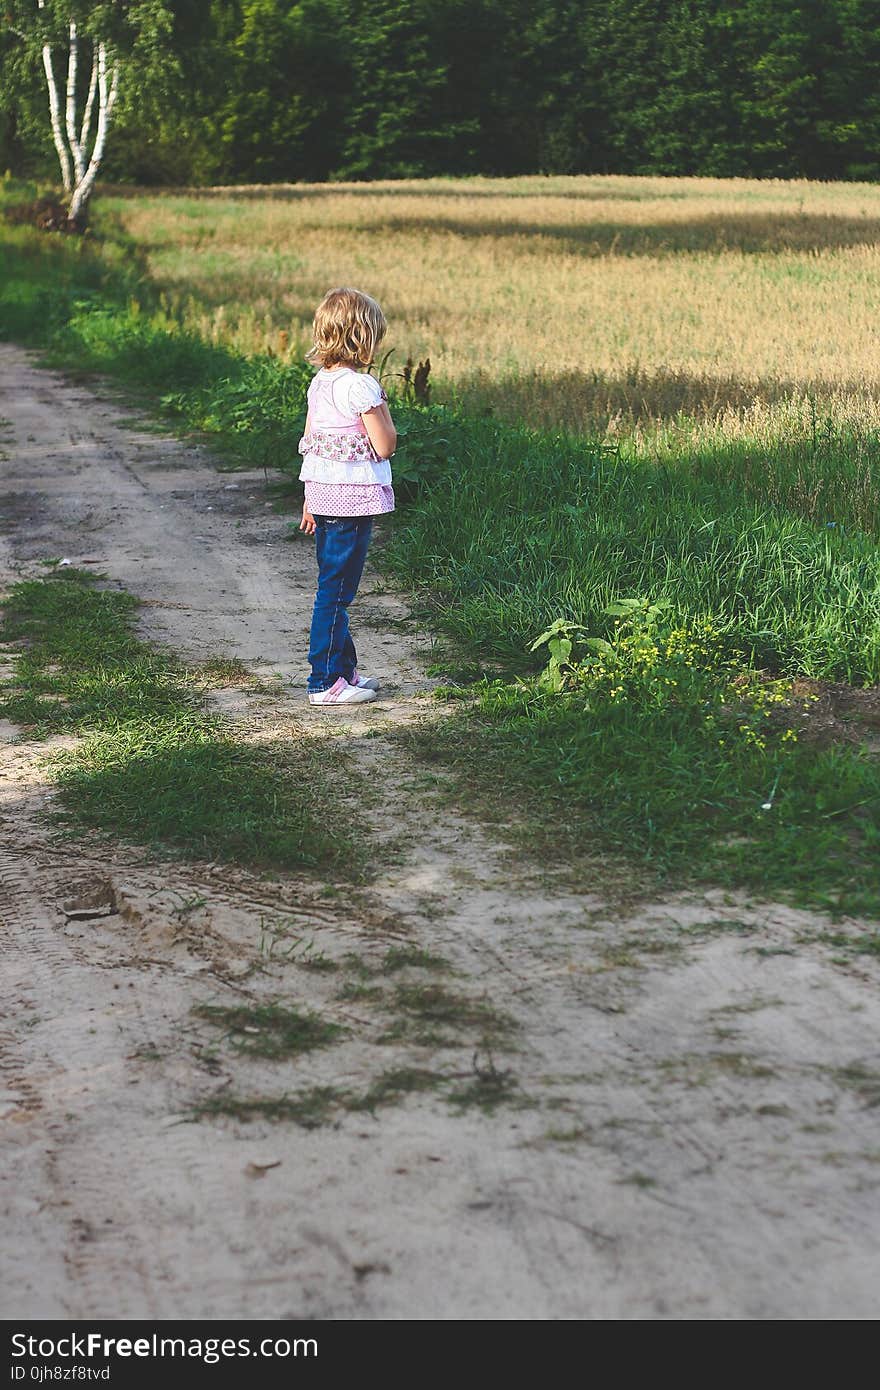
top-left (350, 668), bottom-right (381, 691)
top-left (308, 677), bottom-right (376, 706)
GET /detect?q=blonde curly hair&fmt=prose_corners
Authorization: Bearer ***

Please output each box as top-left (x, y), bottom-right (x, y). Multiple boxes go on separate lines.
top-left (307, 287), bottom-right (387, 370)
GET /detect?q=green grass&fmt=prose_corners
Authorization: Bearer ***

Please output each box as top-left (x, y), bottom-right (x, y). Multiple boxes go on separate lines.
top-left (381, 428), bottom-right (880, 685)
top-left (378, 413), bottom-right (880, 917)
top-left (347, 1068), bottom-right (445, 1113)
top-left (336, 981), bottom-right (386, 1003)
top-left (0, 569), bottom-right (184, 733)
top-left (815, 931), bottom-right (880, 958)
top-left (379, 947), bottom-right (451, 974)
top-left (192, 1063), bottom-right (522, 1127)
top-left (393, 983), bottom-right (516, 1037)
top-left (447, 1056), bottom-right (522, 1114)
top-left (0, 571), bottom-right (364, 872)
top-left (193, 1087), bottom-right (342, 1128)
top-left (832, 1064), bottom-right (880, 1107)
top-left (405, 676), bottom-right (880, 916)
top-left (384, 461), bottom-right (880, 916)
top-left (194, 1002), bottom-right (344, 1058)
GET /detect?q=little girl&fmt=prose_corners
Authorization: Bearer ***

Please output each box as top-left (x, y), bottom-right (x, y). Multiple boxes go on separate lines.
top-left (297, 287), bottom-right (397, 706)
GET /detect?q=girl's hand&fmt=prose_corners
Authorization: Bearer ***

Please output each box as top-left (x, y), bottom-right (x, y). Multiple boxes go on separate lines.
top-left (300, 504), bottom-right (316, 536)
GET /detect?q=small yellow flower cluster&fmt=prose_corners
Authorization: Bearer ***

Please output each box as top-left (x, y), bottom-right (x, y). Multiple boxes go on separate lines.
top-left (738, 722), bottom-right (768, 751)
top-left (534, 608), bottom-right (803, 768)
top-left (664, 617), bottom-right (725, 671)
top-left (564, 611), bottom-right (733, 708)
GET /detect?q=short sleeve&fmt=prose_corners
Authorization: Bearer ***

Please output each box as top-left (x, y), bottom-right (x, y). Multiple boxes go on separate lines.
top-left (343, 372), bottom-right (386, 417)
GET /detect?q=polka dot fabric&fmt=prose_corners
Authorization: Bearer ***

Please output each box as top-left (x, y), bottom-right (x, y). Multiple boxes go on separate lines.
top-left (304, 481), bottom-right (395, 517)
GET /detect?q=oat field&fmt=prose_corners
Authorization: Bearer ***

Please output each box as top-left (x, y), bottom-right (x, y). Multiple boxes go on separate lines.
top-left (104, 173), bottom-right (880, 447)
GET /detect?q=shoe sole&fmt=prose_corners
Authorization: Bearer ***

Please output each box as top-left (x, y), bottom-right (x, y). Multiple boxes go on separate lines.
top-left (308, 694), bottom-right (377, 707)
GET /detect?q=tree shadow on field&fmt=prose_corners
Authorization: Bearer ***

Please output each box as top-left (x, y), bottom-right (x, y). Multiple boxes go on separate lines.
top-left (451, 364), bottom-right (880, 533)
top-left (345, 211), bottom-right (880, 257)
top-left (452, 364), bottom-right (880, 430)
top-left (105, 180), bottom-right (698, 206)
top-left (104, 189), bottom-right (880, 253)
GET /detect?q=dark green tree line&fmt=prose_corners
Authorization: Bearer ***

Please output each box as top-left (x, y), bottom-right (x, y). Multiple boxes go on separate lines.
top-left (3, 1), bottom-right (880, 184)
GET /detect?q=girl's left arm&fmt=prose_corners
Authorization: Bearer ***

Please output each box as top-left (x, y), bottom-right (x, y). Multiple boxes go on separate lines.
top-left (362, 401), bottom-right (397, 459)
top-left (300, 409), bottom-right (316, 534)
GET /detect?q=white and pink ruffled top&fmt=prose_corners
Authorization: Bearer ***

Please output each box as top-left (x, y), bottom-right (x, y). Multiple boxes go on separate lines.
top-left (298, 367), bottom-right (395, 517)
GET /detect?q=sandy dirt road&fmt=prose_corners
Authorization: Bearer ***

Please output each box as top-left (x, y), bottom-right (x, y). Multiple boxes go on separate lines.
top-left (2, 342), bottom-right (880, 1320)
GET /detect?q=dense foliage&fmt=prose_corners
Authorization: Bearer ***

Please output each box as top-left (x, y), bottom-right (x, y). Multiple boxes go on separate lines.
top-left (3, 1), bottom-right (880, 183)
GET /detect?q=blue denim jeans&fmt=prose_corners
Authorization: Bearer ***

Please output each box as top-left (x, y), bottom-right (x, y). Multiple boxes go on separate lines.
top-left (307, 515), bottom-right (374, 692)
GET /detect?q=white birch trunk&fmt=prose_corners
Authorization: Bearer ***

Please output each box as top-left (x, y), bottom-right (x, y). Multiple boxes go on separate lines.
top-left (79, 49), bottom-right (99, 163)
top-left (65, 20), bottom-right (87, 185)
top-left (41, 39), bottom-right (72, 193)
top-left (34, 2), bottom-right (121, 230)
top-left (67, 44), bottom-right (119, 228)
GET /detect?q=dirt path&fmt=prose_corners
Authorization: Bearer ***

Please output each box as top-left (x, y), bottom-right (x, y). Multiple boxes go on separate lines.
top-left (2, 342), bottom-right (880, 1320)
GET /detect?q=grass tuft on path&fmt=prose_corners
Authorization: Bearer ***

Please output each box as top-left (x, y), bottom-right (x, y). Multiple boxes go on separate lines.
top-left (0, 571), bottom-right (364, 873)
top-left (194, 1003), bottom-right (344, 1058)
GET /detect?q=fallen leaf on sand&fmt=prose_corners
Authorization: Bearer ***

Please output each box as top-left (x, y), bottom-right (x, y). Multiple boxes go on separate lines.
top-left (244, 1161), bottom-right (282, 1180)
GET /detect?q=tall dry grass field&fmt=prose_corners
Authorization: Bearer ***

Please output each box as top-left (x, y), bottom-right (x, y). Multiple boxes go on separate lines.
top-left (104, 174), bottom-right (880, 443)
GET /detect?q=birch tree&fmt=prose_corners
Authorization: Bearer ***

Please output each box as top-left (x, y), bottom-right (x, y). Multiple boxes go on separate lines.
top-left (4, 1), bottom-right (175, 228)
